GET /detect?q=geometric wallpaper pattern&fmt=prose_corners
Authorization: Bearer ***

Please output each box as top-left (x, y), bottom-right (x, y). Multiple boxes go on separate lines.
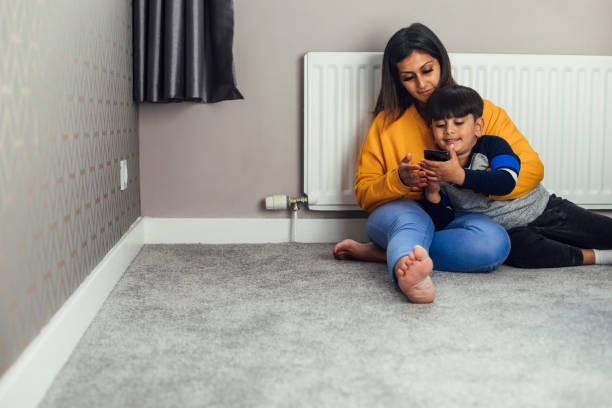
top-left (0, 0), bottom-right (139, 376)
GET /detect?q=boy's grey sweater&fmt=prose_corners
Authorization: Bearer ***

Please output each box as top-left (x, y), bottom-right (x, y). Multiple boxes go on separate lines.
top-left (440, 152), bottom-right (550, 230)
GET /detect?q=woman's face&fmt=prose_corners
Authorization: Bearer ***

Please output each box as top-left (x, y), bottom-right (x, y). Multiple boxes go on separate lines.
top-left (396, 51), bottom-right (441, 105)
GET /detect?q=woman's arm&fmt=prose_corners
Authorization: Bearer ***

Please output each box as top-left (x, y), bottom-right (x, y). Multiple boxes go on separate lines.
top-left (354, 115), bottom-right (423, 212)
top-left (481, 100), bottom-right (544, 200)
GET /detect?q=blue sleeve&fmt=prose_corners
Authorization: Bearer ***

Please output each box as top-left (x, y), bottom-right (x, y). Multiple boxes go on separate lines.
top-left (461, 136), bottom-right (521, 196)
top-left (420, 191), bottom-right (455, 231)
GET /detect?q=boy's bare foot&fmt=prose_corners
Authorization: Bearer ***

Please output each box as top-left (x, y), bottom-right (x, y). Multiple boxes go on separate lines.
top-left (395, 245), bottom-right (435, 304)
top-left (333, 239), bottom-right (386, 263)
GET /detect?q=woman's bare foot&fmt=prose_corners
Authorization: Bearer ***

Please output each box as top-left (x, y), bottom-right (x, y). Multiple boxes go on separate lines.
top-left (333, 239), bottom-right (386, 262)
top-left (395, 245), bottom-right (435, 304)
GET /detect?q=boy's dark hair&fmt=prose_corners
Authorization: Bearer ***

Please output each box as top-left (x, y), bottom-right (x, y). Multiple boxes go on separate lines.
top-left (425, 85), bottom-right (484, 123)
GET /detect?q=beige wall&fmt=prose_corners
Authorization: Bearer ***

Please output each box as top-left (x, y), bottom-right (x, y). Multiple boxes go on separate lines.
top-left (0, 0), bottom-right (139, 375)
top-left (139, 0), bottom-right (612, 218)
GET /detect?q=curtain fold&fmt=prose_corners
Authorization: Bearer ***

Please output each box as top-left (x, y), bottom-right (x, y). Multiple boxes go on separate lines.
top-left (133, 0), bottom-right (243, 103)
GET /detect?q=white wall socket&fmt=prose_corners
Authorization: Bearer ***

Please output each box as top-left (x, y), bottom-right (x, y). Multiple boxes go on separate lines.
top-left (120, 159), bottom-right (128, 191)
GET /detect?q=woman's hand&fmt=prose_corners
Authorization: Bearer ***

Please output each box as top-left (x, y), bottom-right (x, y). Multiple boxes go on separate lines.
top-left (398, 153), bottom-right (428, 188)
top-left (419, 145), bottom-right (466, 185)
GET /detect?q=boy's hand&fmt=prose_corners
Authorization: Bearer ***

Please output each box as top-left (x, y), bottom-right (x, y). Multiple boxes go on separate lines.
top-left (398, 153), bottom-right (428, 188)
top-left (420, 145), bottom-right (466, 185)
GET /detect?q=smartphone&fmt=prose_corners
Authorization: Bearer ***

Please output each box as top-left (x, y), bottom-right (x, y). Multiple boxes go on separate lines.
top-left (424, 149), bottom-right (450, 162)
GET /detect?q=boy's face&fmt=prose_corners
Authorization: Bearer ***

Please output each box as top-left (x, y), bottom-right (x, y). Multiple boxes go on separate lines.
top-left (431, 114), bottom-right (484, 156)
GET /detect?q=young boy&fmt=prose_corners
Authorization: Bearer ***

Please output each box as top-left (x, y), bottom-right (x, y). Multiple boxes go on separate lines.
top-left (419, 85), bottom-right (612, 268)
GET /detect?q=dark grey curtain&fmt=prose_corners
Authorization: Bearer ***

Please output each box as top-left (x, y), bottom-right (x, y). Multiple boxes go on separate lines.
top-left (133, 0), bottom-right (243, 103)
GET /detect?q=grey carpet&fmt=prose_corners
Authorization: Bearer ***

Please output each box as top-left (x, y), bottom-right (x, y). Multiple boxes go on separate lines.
top-left (40, 244), bottom-right (612, 408)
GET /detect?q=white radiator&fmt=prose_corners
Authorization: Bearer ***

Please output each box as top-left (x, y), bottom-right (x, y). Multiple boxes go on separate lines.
top-left (304, 52), bottom-right (612, 210)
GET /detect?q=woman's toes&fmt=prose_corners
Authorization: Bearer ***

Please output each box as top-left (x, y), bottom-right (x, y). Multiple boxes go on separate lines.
top-left (413, 245), bottom-right (428, 260)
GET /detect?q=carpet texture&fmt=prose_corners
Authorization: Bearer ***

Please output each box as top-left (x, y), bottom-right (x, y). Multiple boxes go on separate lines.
top-left (39, 244), bottom-right (612, 407)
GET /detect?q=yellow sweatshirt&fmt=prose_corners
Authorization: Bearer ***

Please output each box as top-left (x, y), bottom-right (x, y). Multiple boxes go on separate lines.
top-left (355, 99), bottom-right (544, 212)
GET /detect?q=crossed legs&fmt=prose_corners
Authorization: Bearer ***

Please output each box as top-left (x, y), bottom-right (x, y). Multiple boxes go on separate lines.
top-left (336, 200), bottom-right (510, 303)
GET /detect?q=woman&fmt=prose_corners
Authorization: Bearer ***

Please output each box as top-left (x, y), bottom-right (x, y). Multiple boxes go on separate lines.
top-left (333, 23), bottom-right (544, 303)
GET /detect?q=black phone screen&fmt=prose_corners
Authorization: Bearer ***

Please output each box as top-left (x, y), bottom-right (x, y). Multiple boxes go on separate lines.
top-left (424, 149), bottom-right (450, 162)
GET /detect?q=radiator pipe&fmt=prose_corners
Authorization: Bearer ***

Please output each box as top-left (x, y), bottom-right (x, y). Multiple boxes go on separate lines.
top-left (265, 195), bottom-right (308, 242)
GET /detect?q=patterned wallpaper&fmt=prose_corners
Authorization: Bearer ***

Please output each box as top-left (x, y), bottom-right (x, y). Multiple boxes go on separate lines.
top-left (0, 0), bottom-right (139, 376)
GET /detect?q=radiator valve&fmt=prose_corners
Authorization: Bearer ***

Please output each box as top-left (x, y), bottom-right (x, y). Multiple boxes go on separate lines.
top-left (265, 195), bottom-right (308, 211)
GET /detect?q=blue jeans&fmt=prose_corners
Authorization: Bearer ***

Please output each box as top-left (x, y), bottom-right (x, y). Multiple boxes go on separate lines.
top-left (366, 199), bottom-right (510, 282)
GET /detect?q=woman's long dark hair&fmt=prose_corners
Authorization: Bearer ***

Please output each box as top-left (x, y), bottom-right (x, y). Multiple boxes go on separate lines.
top-left (374, 23), bottom-right (456, 126)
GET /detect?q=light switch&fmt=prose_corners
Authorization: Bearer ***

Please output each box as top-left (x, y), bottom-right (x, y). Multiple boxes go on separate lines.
top-left (120, 159), bottom-right (128, 191)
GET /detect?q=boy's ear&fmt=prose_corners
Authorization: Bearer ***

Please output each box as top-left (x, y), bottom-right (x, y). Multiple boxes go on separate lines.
top-left (474, 117), bottom-right (484, 137)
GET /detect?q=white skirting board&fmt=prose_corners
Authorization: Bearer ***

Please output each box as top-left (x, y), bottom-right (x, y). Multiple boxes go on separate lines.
top-left (0, 217), bottom-right (145, 408)
top-left (144, 213), bottom-right (612, 244)
top-left (143, 217), bottom-right (368, 244)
